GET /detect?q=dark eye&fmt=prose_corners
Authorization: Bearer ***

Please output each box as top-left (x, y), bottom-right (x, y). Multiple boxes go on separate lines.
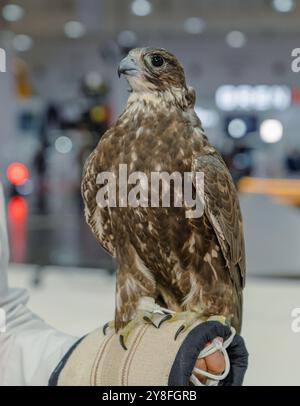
top-left (151, 54), bottom-right (164, 67)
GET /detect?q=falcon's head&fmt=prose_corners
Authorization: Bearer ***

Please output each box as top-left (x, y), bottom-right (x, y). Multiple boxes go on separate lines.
top-left (118, 47), bottom-right (187, 94)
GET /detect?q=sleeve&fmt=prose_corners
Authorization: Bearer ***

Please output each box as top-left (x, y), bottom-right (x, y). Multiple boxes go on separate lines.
top-left (0, 183), bottom-right (78, 386)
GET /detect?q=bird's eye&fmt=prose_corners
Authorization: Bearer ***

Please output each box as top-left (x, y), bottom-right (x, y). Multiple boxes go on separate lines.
top-left (151, 54), bottom-right (164, 67)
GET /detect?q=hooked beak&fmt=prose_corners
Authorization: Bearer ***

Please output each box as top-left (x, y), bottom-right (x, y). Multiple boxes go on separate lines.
top-left (118, 56), bottom-right (139, 78)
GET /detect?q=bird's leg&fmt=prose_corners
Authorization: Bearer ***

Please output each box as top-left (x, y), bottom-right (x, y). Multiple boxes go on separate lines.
top-left (114, 256), bottom-right (158, 350)
top-left (119, 309), bottom-right (157, 350)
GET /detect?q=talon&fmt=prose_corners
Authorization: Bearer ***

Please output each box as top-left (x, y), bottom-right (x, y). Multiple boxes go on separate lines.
top-left (102, 320), bottom-right (115, 335)
top-left (159, 311), bottom-right (202, 339)
top-left (103, 322), bottom-right (109, 335)
top-left (118, 310), bottom-right (155, 350)
top-left (158, 314), bottom-right (172, 328)
top-left (119, 335), bottom-right (128, 351)
top-left (143, 316), bottom-right (157, 328)
top-left (174, 324), bottom-right (185, 340)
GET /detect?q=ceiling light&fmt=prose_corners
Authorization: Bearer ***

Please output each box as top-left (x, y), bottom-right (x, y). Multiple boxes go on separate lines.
top-left (55, 136), bottom-right (73, 154)
top-left (183, 17), bottom-right (206, 34)
top-left (272, 0), bottom-right (294, 13)
top-left (131, 0), bottom-right (152, 17)
top-left (227, 118), bottom-right (247, 138)
top-left (64, 21), bottom-right (86, 39)
top-left (226, 31), bottom-right (246, 48)
top-left (260, 119), bottom-right (283, 143)
top-left (12, 34), bottom-right (32, 52)
top-left (2, 4), bottom-right (24, 22)
top-left (85, 72), bottom-right (103, 89)
top-left (215, 85), bottom-right (291, 111)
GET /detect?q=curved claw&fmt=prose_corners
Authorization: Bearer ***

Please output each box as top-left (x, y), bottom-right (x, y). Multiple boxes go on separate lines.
top-left (119, 335), bottom-right (128, 351)
top-left (103, 322), bottom-right (110, 336)
top-left (143, 316), bottom-right (158, 328)
top-left (174, 324), bottom-right (185, 340)
top-left (157, 314), bottom-right (173, 328)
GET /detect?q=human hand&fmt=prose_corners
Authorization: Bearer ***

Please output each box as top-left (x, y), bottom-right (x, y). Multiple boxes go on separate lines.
top-left (194, 337), bottom-right (225, 384)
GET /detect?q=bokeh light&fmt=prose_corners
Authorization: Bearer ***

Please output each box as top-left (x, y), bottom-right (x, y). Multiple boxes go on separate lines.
top-left (226, 31), bottom-right (246, 48)
top-left (228, 118), bottom-right (247, 139)
top-left (2, 4), bottom-right (24, 22)
top-left (12, 35), bottom-right (33, 52)
top-left (260, 119), bottom-right (283, 143)
top-left (54, 136), bottom-right (73, 154)
top-left (8, 196), bottom-right (28, 223)
top-left (131, 0), bottom-right (152, 16)
top-left (6, 162), bottom-right (29, 186)
top-left (64, 21), bottom-right (86, 39)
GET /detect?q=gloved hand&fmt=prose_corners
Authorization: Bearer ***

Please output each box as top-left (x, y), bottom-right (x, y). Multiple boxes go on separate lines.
top-left (194, 336), bottom-right (225, 384)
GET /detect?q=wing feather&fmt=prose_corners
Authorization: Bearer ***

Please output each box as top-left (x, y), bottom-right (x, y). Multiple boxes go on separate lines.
top-left (192, 152), bottom-right (245, 288)
top-left (81, 148), bottom-right (115, 256)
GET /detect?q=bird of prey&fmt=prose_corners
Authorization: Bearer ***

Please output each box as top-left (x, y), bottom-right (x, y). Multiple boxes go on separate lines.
top-left (81, 48), bottom-right (245, 348)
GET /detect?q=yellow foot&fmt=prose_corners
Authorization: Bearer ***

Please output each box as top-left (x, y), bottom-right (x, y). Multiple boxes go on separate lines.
top-left (102, 320), bottom-right (115, 335)
top-left (158, 311), bottom-right (202, 340)
top-left (158, 312), bottom-right (229, 340)
top-left (119, 310), bottom-right (157, 350)
top-left (207, 314), bottom-right (228, 326)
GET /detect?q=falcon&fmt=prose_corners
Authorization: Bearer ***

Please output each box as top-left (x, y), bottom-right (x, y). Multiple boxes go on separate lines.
top-left (81, 47), bottom-right (245, 348)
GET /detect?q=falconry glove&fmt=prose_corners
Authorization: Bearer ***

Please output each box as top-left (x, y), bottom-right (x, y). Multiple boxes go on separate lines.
top-left (49, 302), bottom-right (248, 386)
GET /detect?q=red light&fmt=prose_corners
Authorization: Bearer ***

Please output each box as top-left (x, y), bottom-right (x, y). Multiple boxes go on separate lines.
top-left (292, 88), bottom-right (300, 104)
top-left (6, 162), bottom-right (29, 186)
top-left (8, 196), bottom-right (28, 222)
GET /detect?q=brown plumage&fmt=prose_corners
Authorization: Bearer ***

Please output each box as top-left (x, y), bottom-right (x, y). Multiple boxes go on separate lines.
top-left (81, 48), bottom-right (245, 334)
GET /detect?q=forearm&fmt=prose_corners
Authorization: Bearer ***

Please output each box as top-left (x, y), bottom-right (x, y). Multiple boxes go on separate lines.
top-left (0, 184), bottom-right (77, 386)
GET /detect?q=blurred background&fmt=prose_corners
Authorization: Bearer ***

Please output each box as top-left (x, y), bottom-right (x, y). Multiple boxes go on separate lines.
top-left (1, 0), bottom-right (300, 385)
